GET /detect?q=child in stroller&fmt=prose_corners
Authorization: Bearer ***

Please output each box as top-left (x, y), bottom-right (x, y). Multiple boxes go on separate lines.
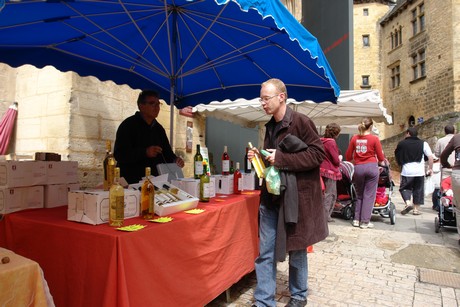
top-left (434, 176), bottom-right (457, 233)
top-left (332, 161), bottom-right (356, 220)
top-left (372, 160), bottom-right (396, 225)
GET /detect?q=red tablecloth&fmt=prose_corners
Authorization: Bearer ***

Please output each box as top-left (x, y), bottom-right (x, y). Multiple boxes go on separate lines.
top-left (0, 192), bottom-right (260, 307)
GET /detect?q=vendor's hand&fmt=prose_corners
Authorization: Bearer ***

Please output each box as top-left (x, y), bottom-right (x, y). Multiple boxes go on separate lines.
top-left (426, 169), bottom-right (433, 176)
top-left (175, 157), bottom-right (185, 168)
top-left (146, 145), bottom-right (162, 158)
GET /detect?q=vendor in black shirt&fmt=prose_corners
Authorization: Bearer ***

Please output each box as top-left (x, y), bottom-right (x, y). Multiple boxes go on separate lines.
top-left (114, 90), bottom-right (185, 184)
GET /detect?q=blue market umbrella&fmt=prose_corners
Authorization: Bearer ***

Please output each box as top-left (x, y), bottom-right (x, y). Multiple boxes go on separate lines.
top-left (0, 0), bottom-right (339, 143)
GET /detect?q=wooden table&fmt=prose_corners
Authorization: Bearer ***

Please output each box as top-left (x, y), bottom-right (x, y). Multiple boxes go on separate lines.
top-left (0, 192), bottom-right (260, 307)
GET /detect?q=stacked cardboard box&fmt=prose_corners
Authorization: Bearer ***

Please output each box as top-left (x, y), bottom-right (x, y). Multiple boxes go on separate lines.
top-left (0, 160), bottom-right (79, 214)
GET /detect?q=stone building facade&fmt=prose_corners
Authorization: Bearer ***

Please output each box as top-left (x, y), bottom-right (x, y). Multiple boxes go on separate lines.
top-left (378, 0), bottom-right (460, 164)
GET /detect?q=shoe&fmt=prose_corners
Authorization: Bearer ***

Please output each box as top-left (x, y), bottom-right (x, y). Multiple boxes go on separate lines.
top-left (412, 210), bottom-right (422, 215)
top-left (328, 218), bottom-right (335, 223)
top-left (360, 222), bottom-right (374, 229)
top-left (286, 298), bottom-right (307, 307)
top-left (401, 205), bottom-right (413, 215)
top-left (352, 220), bottom-right (360, 227)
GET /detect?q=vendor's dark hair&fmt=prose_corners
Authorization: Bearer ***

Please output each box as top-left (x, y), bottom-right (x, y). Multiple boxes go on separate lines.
top-left (137, 90), bottom-right (160, 105)
top-left (324, 123), bottom-right (341, 138)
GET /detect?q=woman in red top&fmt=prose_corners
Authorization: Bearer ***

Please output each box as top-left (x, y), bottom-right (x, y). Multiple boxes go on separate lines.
top-left (345, 117), bottom-right (385, 229)
top-left (320, 123), bottom-right (342, 222)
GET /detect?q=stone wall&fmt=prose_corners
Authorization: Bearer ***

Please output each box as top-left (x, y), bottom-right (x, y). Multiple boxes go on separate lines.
top-left (381, 112), bottom-right (460, 171)
top-left (0, 64), bottom-right (206, 188)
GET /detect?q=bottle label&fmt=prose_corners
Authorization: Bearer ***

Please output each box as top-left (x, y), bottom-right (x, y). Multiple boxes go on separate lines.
top-left (222, 160), bottom-right (230, 172)
top-left (246, 159), bottom-right (252, 170)
top-left (195, 161), bottom-right (204, 175)
top-left (113, 196), bottom-right (124, 219)
top-left (238, 178), bottom-right (243, 191)
top-left (203, 183), bottom-right (211, 198)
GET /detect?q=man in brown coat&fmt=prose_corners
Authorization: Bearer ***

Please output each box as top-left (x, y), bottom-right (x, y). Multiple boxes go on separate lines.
top-left (249, 78), bottom-right (328, 307)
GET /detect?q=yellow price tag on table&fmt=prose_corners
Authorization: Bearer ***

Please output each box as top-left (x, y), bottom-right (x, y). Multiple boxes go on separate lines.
top-left (116, 224), bottom-right (146, 232)
top-left (149, 217), bottom-right (174, 223)
top-left (184, 208), bottom-right (205, 214)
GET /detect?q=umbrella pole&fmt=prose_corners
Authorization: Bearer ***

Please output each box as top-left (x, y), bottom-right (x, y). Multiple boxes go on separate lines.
top-left (169, 87), bottom-right (175, 148)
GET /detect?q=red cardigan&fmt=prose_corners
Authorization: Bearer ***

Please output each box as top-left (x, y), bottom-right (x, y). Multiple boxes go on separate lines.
top-left (320, 138), bottom-right (342, 180)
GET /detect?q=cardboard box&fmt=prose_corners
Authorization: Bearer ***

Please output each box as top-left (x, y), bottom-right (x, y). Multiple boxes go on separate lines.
top-left (154, 182), bottom-right (199, 216)
top-left (0, 161), bottom-right (47, 188)
top-left (171, 177), bottom-right (216, 198)
top-left (242, 172), bottom-right (256, 190)
top-left (45, 161), bottom-right (79, 184)
top-left (0, 186), bottom-right (44, 214)
top-left (67, 189), bottom-right (140, 225)
top-left (44, 183), bottom-right (80, 208)
top-left (213, 175), bottom-right (234, 194)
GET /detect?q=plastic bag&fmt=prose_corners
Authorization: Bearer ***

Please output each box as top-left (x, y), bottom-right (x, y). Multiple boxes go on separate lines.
top-left (264, 166), bottom-right (280, 195)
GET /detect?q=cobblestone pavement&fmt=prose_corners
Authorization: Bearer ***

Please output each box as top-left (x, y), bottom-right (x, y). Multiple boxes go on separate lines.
top-left (207, 185), bottom-right (460, 307)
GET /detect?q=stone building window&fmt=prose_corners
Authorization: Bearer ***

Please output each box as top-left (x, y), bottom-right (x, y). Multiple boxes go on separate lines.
top-left (361, 75), bottom-right (371, 89)
top-left (411, 2), bottom-right (425, 36)
top-left (362, 35), bottom-right (370, 47)
top-left (411, 49), bottom-right (426, 81)
top-left (363, 8), bottom-right (368, 16)
top-left (390, 27), bottom-right (402, 50)
top-left (390, 65), bottom-right (400, 89)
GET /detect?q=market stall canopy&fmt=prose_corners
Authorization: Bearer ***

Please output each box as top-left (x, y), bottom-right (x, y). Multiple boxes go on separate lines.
top-left (0, 0), bottom-right (339, 108)
top-left (192, 89), bottom-right (393, 129)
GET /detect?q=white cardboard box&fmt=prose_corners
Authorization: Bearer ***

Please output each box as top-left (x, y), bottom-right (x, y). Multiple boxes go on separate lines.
top-left (44, 183), bottom-right (80, 208)
top-left (242, 172), bottom-right (256, 190)
top-left (0, 186), bottom-right (44, 214)
top-left (0, 161), bottom-right (47, 188)
top-left (154, 182), bottom-right (199, 216)
top-left (67, 189), bottom-right (140, 225)
top-left (213, 175), bottom-right (234, 194)
top-left (171, 177), bottom-right (216, 198)
top-left (45, 161), bottom-right (79, 184)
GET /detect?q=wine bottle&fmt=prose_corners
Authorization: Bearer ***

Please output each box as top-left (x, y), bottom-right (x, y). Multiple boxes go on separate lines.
top-left (103, 140), bottom-right (117, 191)
top-left (233, 162), bottom-right (243, 194)
top-left (222, 145), bottom-right (230, 175)
top-left (248, 142), bottom-right (266, 178)
top-left (200, 162), bottom-right (211, 202)
top-left (229, 160), bottom-right (234, 174)
top-left (109, 167), bottom-right (124, 227)
top-left (163, 183), bottom-right (193, 199)
top-left (140, 167), bottom-right (154, 219)
top-left (244, 147), bottom-right (252, 173)
top-left (154, 186), bottom-right (172, 205)
top-left (194, 144), bottom-right (204, 179)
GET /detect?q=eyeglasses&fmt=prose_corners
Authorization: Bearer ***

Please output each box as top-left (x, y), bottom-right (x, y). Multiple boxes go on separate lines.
top-left (145, 101), bottom-right (161, 107)
top-left (258, 94), bottom-right (280, 103)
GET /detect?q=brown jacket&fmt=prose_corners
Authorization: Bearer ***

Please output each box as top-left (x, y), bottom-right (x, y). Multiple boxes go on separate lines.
top-left (264, 107), bottom-right (328, 253)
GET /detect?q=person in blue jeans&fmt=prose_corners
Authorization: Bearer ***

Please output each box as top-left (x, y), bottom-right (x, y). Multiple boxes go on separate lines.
top-left (248, 78), bottom-right (327, 307)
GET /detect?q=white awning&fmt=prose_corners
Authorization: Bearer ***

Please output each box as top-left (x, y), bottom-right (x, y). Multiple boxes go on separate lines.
top-left (192, 90), bottom-right (392, 130)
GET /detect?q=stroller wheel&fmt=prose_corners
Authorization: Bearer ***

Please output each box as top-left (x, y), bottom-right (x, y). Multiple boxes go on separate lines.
top-left (389, 202), bottom-right (396, 225)
top-left (434, 217), bottom-right (440, 233)
top-left (342, 206), bottom-right (353, 220)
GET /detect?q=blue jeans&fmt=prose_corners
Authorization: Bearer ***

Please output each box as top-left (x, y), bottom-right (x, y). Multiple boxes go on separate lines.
top-left (254, 203), bottom-right (308, 306)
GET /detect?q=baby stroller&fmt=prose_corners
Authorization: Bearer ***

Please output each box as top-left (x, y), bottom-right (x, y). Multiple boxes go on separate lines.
top-left (333, 161), bottom-right (356, 220)
top-left (434, 176), bottom-right (457, 233)
top-left (372, 160), bottom-right (396, 225)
